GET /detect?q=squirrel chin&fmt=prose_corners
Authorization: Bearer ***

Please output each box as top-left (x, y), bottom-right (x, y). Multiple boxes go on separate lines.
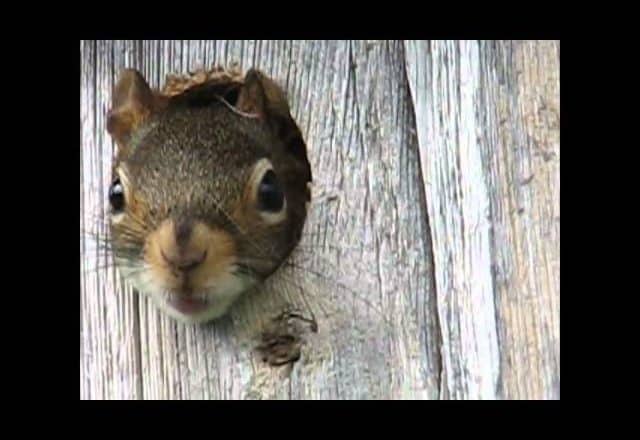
top-left (140, 276), bottom-right (257, 324)
top-left (115, 236), bottom-right (259, 323)
top-left (155, 296), bottom-right (237, 324)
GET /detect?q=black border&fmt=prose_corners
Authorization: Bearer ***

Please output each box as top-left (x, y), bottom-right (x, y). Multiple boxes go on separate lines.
top-left (24, 36), bottom-right (565, 406)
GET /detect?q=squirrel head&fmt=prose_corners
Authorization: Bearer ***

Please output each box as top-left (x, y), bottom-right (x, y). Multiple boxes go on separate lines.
top-left (106, 67), bottom-right (312, 323)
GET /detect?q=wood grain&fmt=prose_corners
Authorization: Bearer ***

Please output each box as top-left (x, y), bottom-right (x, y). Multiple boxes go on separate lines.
top-left (80, 40), bottom-right (559, 400)
top-left (404, 40), bottom-right (560, 399)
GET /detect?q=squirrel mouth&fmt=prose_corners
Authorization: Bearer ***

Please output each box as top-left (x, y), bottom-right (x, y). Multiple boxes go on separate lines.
top-left (167, 294), bottom-right (209, 315)
top-left (166, 283), bottom-right (210, 315)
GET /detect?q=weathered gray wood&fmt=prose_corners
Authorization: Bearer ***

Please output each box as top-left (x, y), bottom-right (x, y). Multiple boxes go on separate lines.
top-left (81, 40), bottom-right (441, 400)
top-left (80, 40), bottom-right (560, 400)
top-left (404, 40), bottom-right (560, 399)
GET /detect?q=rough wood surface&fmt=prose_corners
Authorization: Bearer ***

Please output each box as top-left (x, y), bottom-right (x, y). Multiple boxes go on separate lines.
top-left (404, 40), bottom-right (560, 399)
top-left (80, 40), bottom-right (559, 400)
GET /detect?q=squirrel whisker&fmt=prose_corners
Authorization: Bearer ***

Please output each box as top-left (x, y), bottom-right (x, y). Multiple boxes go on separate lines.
top-left (214, 95), bottom-right (260, 119)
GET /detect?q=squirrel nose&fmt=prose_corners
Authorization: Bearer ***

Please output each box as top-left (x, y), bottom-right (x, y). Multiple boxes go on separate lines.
top-left (161, 249), bottom-right (207, 272)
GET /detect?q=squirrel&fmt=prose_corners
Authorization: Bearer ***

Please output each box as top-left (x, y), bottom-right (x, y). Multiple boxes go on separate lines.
top-left (105, 66), bottom-right (312, 324)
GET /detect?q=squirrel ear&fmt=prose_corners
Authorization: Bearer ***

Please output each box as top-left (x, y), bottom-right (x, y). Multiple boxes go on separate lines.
top-left (236, 69), bottom-right (294, 121)
top-left (236, 69), bottom-right (310, 170)
top-left (107, 69), bottom-right (155, 149)
top-left (235, 69), bottom-right (269, 118)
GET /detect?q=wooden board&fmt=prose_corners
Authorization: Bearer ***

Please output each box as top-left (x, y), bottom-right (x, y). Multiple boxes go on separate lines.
top-left (80, 40), bottom-right (559, 400)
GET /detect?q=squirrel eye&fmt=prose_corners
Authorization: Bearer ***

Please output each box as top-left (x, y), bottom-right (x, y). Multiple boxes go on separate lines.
top-left (109, 178), bottom-right (125, 212)
top-left (257, 170), bottom-right (284, 212)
